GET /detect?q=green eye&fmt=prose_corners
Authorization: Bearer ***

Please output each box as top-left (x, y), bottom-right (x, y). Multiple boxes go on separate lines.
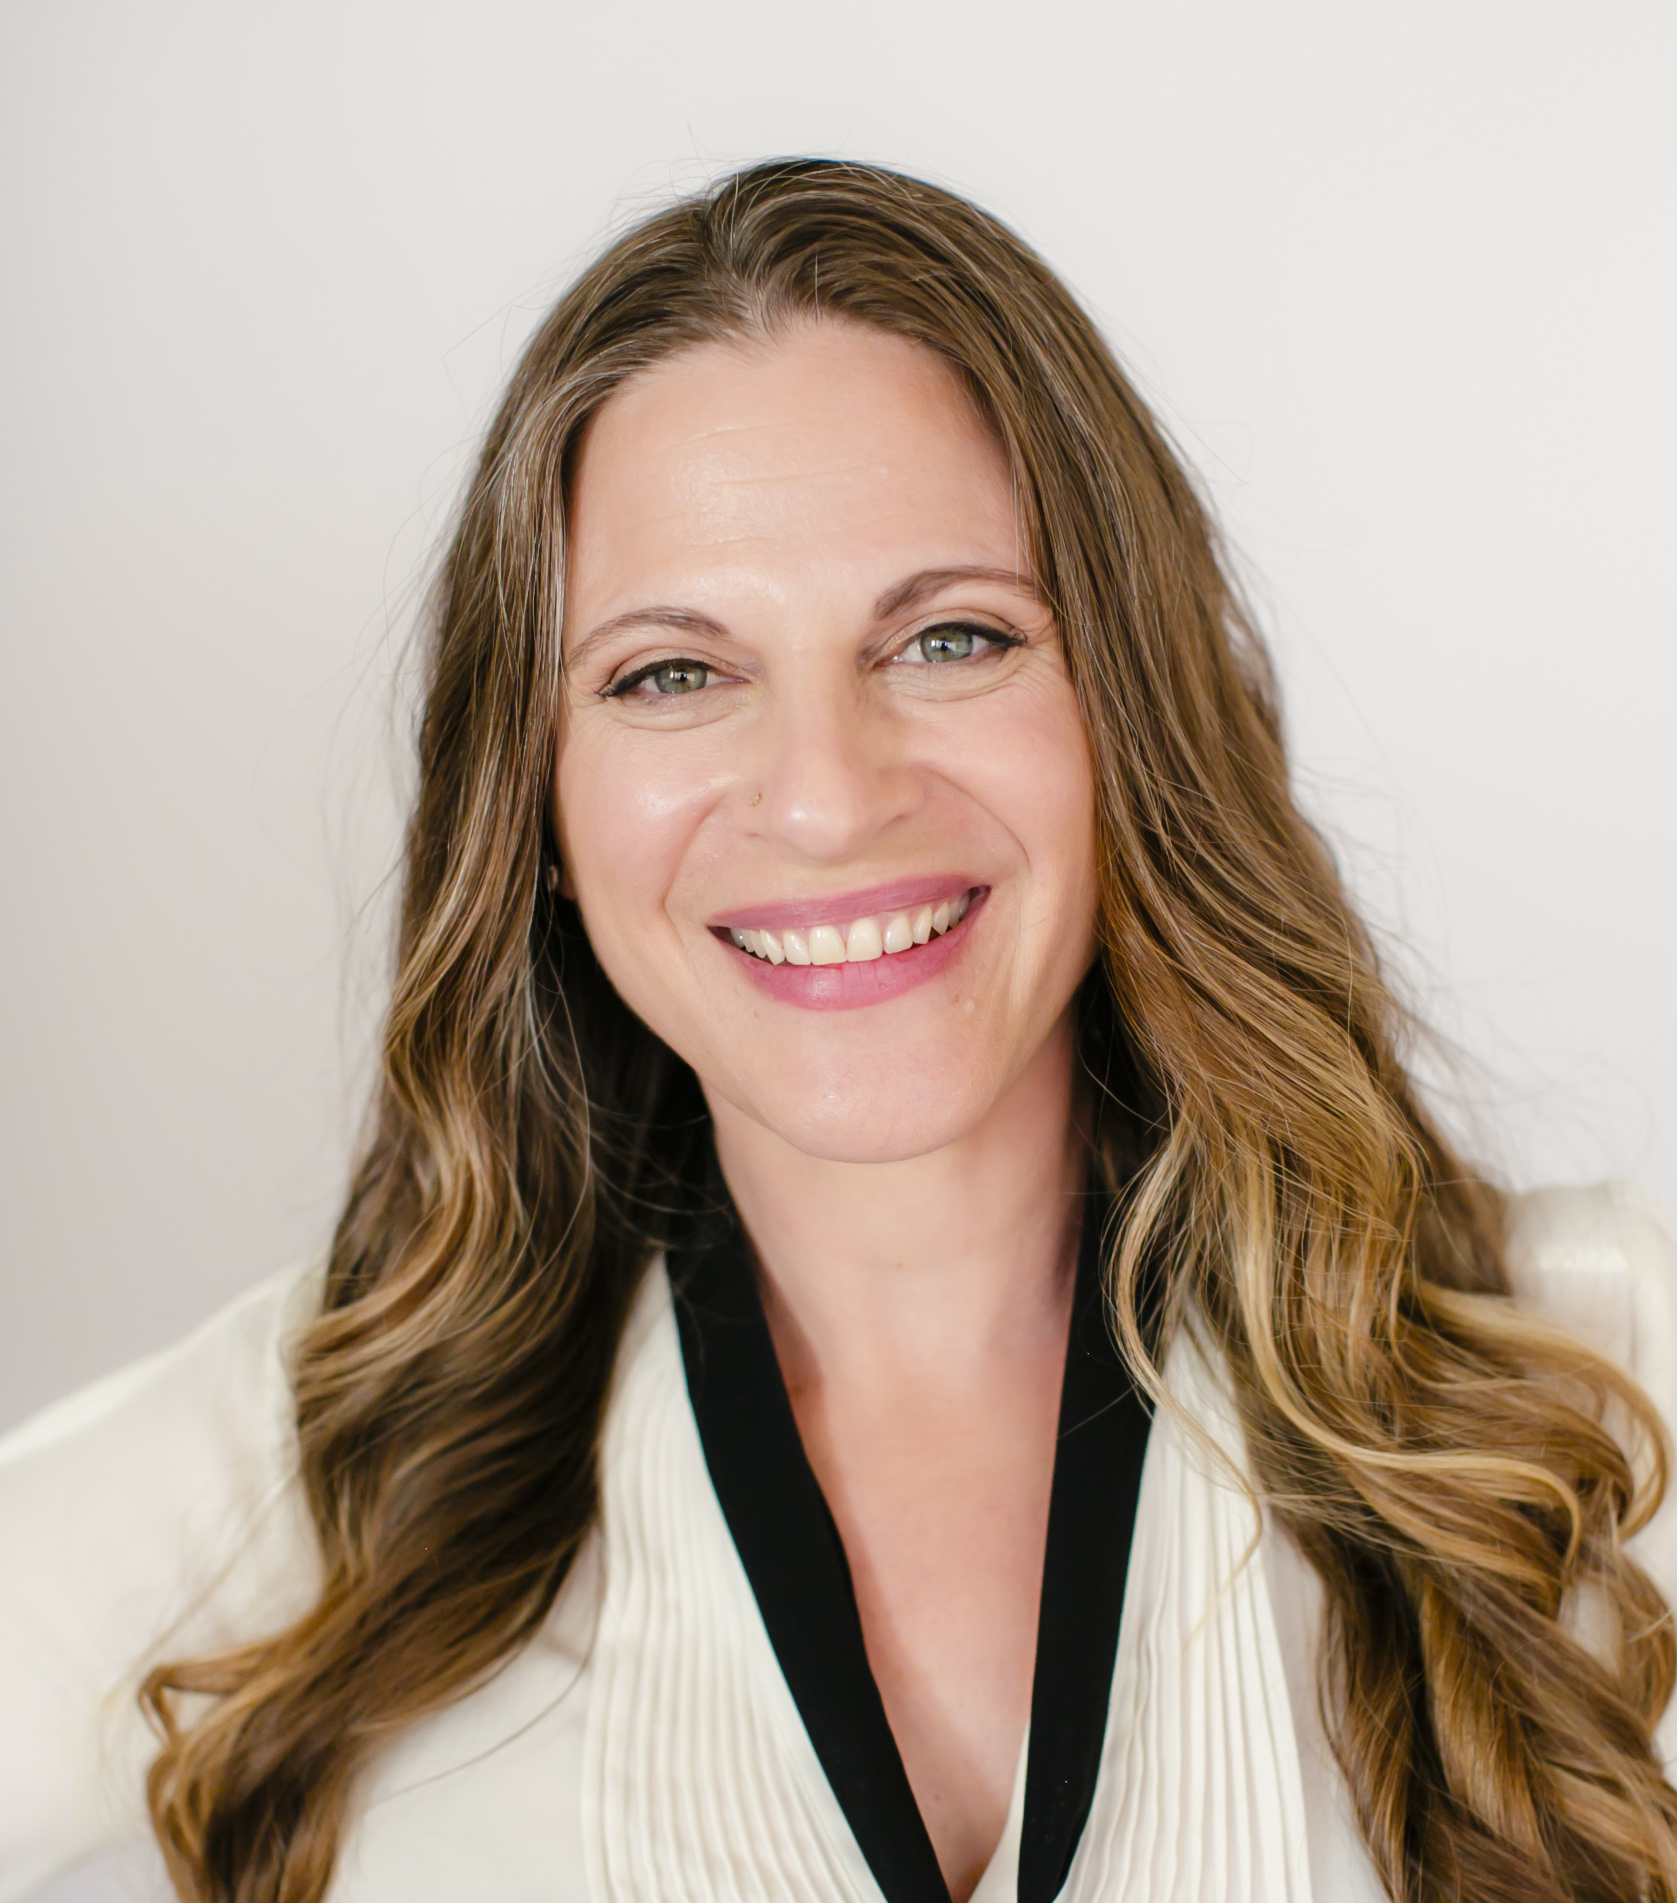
top-left (648, 661), bottom-right (709, 694)
top-left (915, 626), bottom-right (977, 663)
top-left (603, 656), bottom-right (726, 704)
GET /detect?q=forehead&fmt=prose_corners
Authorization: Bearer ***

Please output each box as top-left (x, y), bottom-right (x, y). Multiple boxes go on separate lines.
top-left (564, 320), bottom-right (1022, 624)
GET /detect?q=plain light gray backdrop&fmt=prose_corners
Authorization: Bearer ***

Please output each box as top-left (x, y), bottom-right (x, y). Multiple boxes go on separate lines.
top-left (1, 3), bottom-right (1674, 1898)
top-left (3, 9), bottom-right (1674, 1438)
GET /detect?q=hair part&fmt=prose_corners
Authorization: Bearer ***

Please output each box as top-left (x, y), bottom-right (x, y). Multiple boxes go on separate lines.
top-left (142, 159), bottom-right (1677, 1903)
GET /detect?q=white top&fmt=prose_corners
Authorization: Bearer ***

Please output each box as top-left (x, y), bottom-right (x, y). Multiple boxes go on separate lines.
top-left (2, 1181), bottom-right (1675, 1903)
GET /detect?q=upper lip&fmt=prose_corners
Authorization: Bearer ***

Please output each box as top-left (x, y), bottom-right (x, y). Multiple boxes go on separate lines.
top-left (708, 876), bottom-right (980, 934)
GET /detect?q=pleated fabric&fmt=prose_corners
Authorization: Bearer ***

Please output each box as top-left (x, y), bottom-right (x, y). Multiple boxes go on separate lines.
top-left (584, 1273), bottom-right (882, 1903)
top-left (584, 1271), bottom-right (1315, 1903)
top-left (1058, 1331), bottom-right (1314, 1903)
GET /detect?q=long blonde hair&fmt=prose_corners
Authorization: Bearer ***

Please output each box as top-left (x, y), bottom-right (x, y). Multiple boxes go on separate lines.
top-left (143, 159), bottom-right (1677, 1902)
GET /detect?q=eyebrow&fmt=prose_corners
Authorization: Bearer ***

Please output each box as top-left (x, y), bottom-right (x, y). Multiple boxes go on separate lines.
top-left (565, 564), bottom-right (1040, 667)
top-left (871, 564), bottom-right (1039, 619)
top-left (565, 605), bottom-right (728, 670)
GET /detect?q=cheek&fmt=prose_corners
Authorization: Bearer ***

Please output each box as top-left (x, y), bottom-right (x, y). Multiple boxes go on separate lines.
top-left (555, 729), bottom-right (716, 965)
top-left (957, 678), bottom-right (1099, 927)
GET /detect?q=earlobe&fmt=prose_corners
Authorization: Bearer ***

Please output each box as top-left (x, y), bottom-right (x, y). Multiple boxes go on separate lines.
top-left (545, 807), bottom-right (577, 899)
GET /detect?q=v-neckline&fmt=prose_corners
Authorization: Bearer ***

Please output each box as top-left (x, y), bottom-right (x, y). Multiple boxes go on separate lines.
top-left (669, 1182), bottom-right (1154, 1903)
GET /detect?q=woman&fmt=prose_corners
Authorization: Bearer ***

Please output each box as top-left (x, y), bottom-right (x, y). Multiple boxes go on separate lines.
top-left (2, 159), bottom-right (1674, 1903)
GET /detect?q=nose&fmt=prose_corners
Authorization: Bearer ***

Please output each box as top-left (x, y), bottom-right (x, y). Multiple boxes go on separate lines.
top-left (740, 680), bottom-right (922, 865)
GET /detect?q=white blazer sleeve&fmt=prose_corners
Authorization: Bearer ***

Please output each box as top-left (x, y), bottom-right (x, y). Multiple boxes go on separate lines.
top-left (0, 1265), bottom-right (323, 1901)
top-left (1505, 1180), bottom-right (1677, 1773)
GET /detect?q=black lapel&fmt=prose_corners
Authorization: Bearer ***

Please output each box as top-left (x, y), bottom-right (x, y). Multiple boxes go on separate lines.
top-left (671, 1195), bottom-right (949, 1903)
top-left (670, 1184), bottom-right (1153, 1903)
top-left (1016, 1196), bottom-right (1153, 1903)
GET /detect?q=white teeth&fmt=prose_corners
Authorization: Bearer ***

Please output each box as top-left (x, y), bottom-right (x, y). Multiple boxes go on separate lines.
top-left (807, 923), bottom-right (847, 965)
top-left (845, 916), bottom-right (883, 962)
top-left (730, 891), bottom-right (975, 966)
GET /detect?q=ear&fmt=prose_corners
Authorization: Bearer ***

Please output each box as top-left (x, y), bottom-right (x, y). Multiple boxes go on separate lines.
top-left (546, 787), bottom-right (577, 900)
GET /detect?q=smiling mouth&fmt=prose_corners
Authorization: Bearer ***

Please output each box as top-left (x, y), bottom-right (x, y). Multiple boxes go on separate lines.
top-left (716, 887), bottom-right (985, 966)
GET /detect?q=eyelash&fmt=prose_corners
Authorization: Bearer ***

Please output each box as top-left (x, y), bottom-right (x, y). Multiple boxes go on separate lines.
top-left (602, 621), bottom-right (1023, 699)
top-left (604, 657), bottom-right (714, 700)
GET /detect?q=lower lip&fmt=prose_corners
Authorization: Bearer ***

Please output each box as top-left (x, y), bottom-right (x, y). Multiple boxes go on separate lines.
top-left (720, 893), bottom-right (985, 1012)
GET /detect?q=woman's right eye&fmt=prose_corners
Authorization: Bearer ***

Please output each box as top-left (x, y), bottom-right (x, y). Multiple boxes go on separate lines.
top-left (610, 659), bottom-right (712, 699)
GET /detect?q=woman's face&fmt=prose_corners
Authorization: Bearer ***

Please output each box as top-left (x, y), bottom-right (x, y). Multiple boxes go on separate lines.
top-left (556, 319), bottom-right (1098, 1164)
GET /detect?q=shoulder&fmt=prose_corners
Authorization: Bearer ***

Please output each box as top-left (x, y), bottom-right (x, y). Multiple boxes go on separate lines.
top-left (0, 1263), bottom-right (324, 1893)
top-left (0, 1261), bottom-right (325, 1639)
top-left (1, 1259), bottom-right (320, 1471)
top-left (1503, 1179), bottom-right (1677, 1388)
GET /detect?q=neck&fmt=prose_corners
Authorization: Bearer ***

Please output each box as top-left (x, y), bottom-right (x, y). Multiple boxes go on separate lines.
top-left (704, 1016), bottom-right (1085, 1401)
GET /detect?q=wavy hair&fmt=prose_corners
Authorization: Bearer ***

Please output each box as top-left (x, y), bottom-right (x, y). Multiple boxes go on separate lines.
top-left (142, 159), bottom-right (1677, 1902)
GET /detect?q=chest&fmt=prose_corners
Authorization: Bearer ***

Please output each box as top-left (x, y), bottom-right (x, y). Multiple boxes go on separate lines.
top-left (584, 1273), bottom-right (1338, 1903)
top-left (330, 1277), bottom-right (1388, 1903)
top-left (790, 1372), bottom-right (1063, 1897)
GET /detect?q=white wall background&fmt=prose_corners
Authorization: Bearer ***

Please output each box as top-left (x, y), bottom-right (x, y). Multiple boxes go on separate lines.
top-left (2, 0), bottom-right (1673, 1895)
top-left (3, 0), bottom-right (1675, 1469)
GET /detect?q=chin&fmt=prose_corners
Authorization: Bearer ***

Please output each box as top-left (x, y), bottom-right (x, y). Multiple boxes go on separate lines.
top-left (723, 1070), bottom-right (994, 1166)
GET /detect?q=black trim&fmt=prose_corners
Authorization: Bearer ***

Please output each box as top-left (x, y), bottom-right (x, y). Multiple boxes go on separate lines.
top-left (671, 1182), bottom-right (1153, 1903)
top-left (1017, 1196), bottom-right (1153, 1903)
top-left (672, 1198), bottom-right (948, 1902)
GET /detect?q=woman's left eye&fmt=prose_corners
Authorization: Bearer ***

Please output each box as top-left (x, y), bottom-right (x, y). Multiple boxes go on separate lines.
top-left (896, 623), bottom-right (1016, 665)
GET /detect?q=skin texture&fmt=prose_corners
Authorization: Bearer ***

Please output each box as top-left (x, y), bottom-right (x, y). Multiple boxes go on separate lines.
top-left (557, 319), bottom-right (1100, 1900)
